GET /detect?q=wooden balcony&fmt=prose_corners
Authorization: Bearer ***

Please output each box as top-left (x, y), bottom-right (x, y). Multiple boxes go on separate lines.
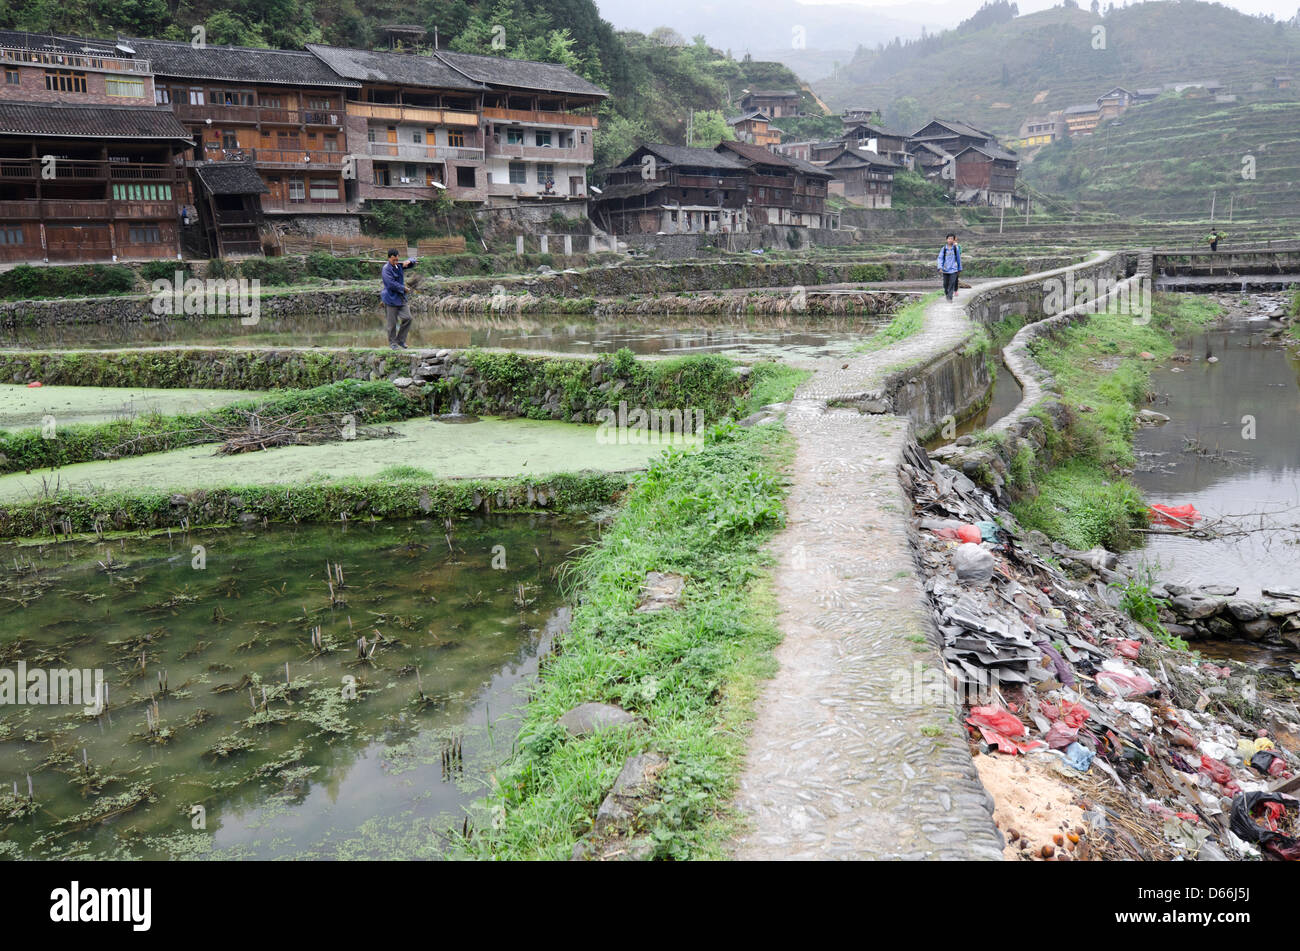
top-left (0, 199), bottom-right (176, 219)
top-left (365, 142), bottom-right (484, 162)
top-left (347, 102), bottom-right (478, 127)
top-left (0, 159), bottom-right (182, 183)
top-left (173, 103), bottom-right (345, 127)
top-left (0, 46), bottom-right (149, 73)
top-left (260, 197), bottom-right (351, 214)
top-left (491, 142), bottom-right (590, 163)
top-left (483, 106), bottom-right (597, 128)
top-left (251, 149), bottom-right (345, 168)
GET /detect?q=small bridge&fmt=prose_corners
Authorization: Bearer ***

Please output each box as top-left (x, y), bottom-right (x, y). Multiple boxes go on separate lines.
top-left (1151, 245), bottom-right (1300, 291)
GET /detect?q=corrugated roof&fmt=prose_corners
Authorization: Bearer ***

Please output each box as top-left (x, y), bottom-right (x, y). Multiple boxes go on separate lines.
top-left (130, 38), bottom-right (359, 87)
top-left (0, 30), bottom-right (119, 54)
top-left (306, 44), bottom-right (484, 91)
top-left (0, 101), bottom-right (192, 140)
top-left (195, 162), bottom-right (268, 195)
top-left (434, 50), bottom-right (607, 98)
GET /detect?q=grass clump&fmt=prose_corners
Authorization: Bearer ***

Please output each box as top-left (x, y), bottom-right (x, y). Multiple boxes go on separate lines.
top-left (459, 423), bottom-right (791, 860)
top-left (853, 292), bottom-right (939, 353)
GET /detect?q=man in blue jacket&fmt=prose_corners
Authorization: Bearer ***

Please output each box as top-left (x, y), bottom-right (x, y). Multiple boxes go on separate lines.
top-left (936, 233), bottom-right (962, 302)
top-left (381, 248), bottom-right (418, 349)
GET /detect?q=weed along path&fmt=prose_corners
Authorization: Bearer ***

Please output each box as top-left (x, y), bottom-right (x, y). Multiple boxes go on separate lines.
top-left (731, 289), bottom-right (1005, 859)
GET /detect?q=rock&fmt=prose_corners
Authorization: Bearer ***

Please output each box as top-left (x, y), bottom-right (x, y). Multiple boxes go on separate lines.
top-left (557, 702), bottom-right (643, 737)
top-left (1262, 588), bottom-right (1300, 601)
top-left (238, 512), bottom-right (260, 525)
top-left (1136, 409), bottom-right (1170, 425)
top-left (954, 543), bottom-right (995, 585)
top-left (593, 752), bottom-right (668, 832)
top-left (1170, 595), bottom-right (1222, 619)
top-left (732, 365), bottom-right (752, 378)
top-left (1166, 622), bottom-right (1199, 640)
top-left (1139, 351), bottom-right (1155, 360)
top-left (1207, 356), bottom-right (1219, 364)
top-left (1199, 584), bottom-right (1239, 597)
top-left (1240, 618), bottom-right (1276, 641)
top-left (1268, 601), bottom-right (1300, 618)
top-left (637, 571), bottom-right (685, 612)
top-left (1226, 600), bottom-right (1262, 622)
top-left (1080, 547), bottom-right (1119, 571)
top-left (391, 376), bottom-right (414, 388)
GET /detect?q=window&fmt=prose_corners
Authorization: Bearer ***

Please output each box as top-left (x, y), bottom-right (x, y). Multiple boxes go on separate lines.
top-left (536, 163), bottom-right (555, 185)
top-left (44, 70), bottom-right (86, 93)
top-left (106, 78), bottom-right (145, 98)
top-left (0, 226), bottom-right (23, 245)
top-left (508, 162), bottom-right (527, 184)
top-left (367, 127), bottom-right (377, 143)
top-left (309, 177), bottom-right (339, 201)
top-left (411, 130), bottom-right (424, 144)
top-left (324, 134), bottom-right (338, 152)
top-left (260, 95), bottom-right (283, 108)
top-left (455, 165), bottom-right (475, 188)
top-left (506, 128), bottom-right (524, 145)
top-left (448, 129), bottom-right (465, 148)
top-left (403, 164), bottom-right (417, 181)
top-left (306, 97), bottom-right (333, 110)
top-left (188, 87), bottom-right (204, 105)
top-left (372, 164), bottom-right (390, 186)
top-left (4, 68), bottom-right (18, 85)
top-left (154, 87), bottom-right (170, 104)
top-left (288, 177), bottom-right (305, 202)
top-left (128, 225), bottom-right (162, 244)
top-left (222, 130), bottom-right (238, 150)
top-left (534, 130), bottom-right (552, 147)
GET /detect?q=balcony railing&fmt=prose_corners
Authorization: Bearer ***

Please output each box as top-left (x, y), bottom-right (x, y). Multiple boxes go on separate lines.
top-left (0, 198), bottom-right (175, 219)
top-left (172, 103), bottom-right (344, 126)
top-left (365, 142), bottom-right (484, 162)
top-left (260, 197), bottom-right (350, 214)
top-left (483, 106), bottom-right (597, 129)
top-left (0, 46), bottom-right (150, 73)
top-left (0, 159), bottom-right (183, 182)
top-left (347, 102), bottom-right (478, 126)
top-left (490, 142), bottom-right (590, 163)
top-left (251, 149), bottom-right (345, 168)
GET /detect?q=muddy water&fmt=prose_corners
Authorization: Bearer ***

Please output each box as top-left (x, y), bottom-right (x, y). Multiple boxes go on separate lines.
top-left (0, 516), bottom-right (587, 859)
top-left (0, 312), bottom-right (877, 361)
top-left (923, 358), bottom-right (1023, 449)
top-left (1122, 317), bottom-right (1300, 600)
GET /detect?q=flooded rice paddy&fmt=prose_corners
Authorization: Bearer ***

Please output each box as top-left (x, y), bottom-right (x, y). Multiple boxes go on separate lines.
top-left (0, 516), bottom-right (587, 859)
top-left (0, 311), bottom-right (879, 362)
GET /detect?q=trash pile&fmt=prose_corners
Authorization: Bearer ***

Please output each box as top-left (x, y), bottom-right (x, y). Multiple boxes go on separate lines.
top-left (901, 442), bottom-right (1300, 861)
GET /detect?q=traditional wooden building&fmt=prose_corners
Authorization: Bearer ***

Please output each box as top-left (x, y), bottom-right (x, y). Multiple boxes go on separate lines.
top-left (908, 118), bottom-right (995, 155)
top-left (821, 147), bottom-right (897, 209)
top-left (130, 38), bottom-right (360, 225)
top-left (715, 139), bottom-right (831, 228)
top-left (952, 145), bottom-right (1018, 207)
top-left (192, 162), bottom-right (267, 257)
top-left (1062, 103), bottom-right (1101, 135)
top-left (592, 144), bottom-right (748, 235)
top-left (434, 50), bottom-right (606, 205)
top-left (0, 32), bottom-right (191, 263)
top-left (839, 121), bottom-right (910, 166)
top-left (726, 110), bottom-right (782, 148)
top-left (739, 89), bottom-right (800, 118)
top-left (305, 44), bottom-right (488, 205)
top-left (1096, 86), bottom-right (1136, 119)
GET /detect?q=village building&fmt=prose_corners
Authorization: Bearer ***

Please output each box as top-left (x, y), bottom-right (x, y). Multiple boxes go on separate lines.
top-left (838, 121), bottom-right (910, 166)
top-left (773, 140), bottom-right (815, 162)
top-left (726, 110), bottom-right (782, 148)
top-left (715, 139), bottom-right (831, 228)
top-left (591, 143), bottom-right (749, 235)
top-left (304, 44), bottom-right (487, 207)
top-left (1095, 86), bottom-right (1136, 119)
top-left (840, 107), bottom-right (877, 126)
top-left (908, 118), bottom-right (995, 155)
top-left (1273, 75), bottom-right (1292, 89)
top-left (432, 49), bottom-right (605, 206)
top-left (952, 144), bottom-right (1019, 207)
top-left (129, 37), bottom-right (359, 236)
top-left (1062, 102), bottom-right (1102, 135)
top-left (1012, 113), bottom-right (1064, 149)
top-left (738, 89), bottom-right (800, 118)
top-left (820, 146), bottom-right (897, 209)
top-left (909, 141), bottom-right (953, 182)
top-left (0, 32), bottom-right (191, 263)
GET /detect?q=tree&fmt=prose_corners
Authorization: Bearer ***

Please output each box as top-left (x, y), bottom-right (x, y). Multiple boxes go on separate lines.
top-left (688, 110), bottom-right (733, 148)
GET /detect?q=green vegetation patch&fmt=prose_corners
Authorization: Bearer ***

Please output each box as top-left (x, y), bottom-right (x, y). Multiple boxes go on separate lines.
top-left (853, 292), bottom-right (939, 353)
top-left (459, 423), bottom-right (791, 860)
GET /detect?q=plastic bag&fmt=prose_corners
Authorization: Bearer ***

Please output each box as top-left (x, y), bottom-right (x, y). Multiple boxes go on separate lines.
top-left (1229, 792), bottom-right (1300, 861)
top-left (967, 705), bottom-right (1047, 755)
top-left (1150, 503), bottom-right (1203, 527)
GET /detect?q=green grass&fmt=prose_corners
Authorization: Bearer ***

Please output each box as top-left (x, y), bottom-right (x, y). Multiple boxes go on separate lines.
top-left (853, 292), bottom-right (939, 353)
top-left (1011, 293), bottom-right (1221, 549)
top-left (457, 422), bottom-right (791, 860)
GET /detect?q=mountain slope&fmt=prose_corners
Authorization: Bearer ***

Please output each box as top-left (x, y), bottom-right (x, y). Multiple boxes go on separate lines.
top-left (816, 1), bottom-right (1300, 138)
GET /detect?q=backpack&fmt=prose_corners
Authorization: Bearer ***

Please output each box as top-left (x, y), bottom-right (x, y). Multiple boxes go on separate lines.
top-left (940, 244), bottom-right (961, 269)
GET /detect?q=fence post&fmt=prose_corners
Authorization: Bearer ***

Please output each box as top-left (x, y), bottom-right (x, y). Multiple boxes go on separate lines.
top-left (563, 234), bottom-right (572, 256)
top-left (516, 235), bottom-right (524, 255)
top-left (539, 234), bottom-right (549, 255)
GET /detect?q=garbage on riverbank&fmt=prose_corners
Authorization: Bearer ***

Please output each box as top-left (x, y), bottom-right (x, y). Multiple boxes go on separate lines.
top-left (901, 441), bottom-right (1300, 861)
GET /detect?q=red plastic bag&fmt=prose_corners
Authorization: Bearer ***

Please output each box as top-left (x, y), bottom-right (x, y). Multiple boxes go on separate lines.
top-left (1096, 669), bottom-right (1156, 698)
top-left (25, 381), bottom-right (41, 388)
top-left (1112, 639), bottom-right (1142, 659)
top-left (1150, 503), bottom-right (1202, 527)
top-left (1042, 699), bottom-right (1090, 729)
top-left (956, 524), bottom-right (982, 544)
top-left (1199, 755), bottom-right (1242, 796)
top-left (967, 706), bottom-right (1047, 755)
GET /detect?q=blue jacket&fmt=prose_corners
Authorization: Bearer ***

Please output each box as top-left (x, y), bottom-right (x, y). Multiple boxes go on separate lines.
top-left (381, 260), bottom-right (413, 307)
top-left (937, 244), bottom-right (962, 273)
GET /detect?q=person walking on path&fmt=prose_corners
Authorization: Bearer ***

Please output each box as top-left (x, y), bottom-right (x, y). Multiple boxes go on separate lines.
top-left (381, 249), bottom-right (418, 350)
top-left (1206, 230), bottom-right (1224, 252)
top-left (937, 233), bottom-right (962, 302)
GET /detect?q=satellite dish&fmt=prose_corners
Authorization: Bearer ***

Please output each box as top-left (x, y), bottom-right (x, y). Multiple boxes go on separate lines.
top-left (429, 180), bottom-right (447, 189)
top-left (589, 185), bottom-right (602, 194)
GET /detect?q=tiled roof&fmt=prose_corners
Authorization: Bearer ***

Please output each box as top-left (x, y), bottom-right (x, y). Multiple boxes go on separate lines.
top-left (434, 50), bottom-right (607, 97)
top-left (913, 118), bottom-right (992, 140)
top-left (954, 144), bottom-right (1019, 162)
top-left (195, 162), bottom-right (268, 195)
top-left (715, 139), bottom-right (792, 167)
top-left (0, 101), bottom-right (191, 140)
top-left (593, 180), bottom-right (663, 201)
top-left (0, 30), bottom-right (119, 54)
top-left (1064, 103), bottom-right (1101, 115)
top-left (129, 38), bottom-right (359, 87)
top-left (627, 144), bottom-right (747, 170)
top-left (306, 44), bottom-right (484, 91)
top-left (825, 147), bottom-right (900, 169)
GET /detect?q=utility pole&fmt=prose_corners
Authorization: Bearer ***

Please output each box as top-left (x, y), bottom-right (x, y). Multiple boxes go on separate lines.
top-left (686, 109), bottom-right (694, 147)
top-left (999, 201), bottom-right (1005, 234)
top-left (1209, 190), bottom-right (1216, 223)
top-left (1228, 193), bottom-right (1233, 222)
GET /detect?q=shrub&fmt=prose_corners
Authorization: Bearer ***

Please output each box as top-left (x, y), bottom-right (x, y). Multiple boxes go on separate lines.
top-left (237, 257), bottom-right (296, 286)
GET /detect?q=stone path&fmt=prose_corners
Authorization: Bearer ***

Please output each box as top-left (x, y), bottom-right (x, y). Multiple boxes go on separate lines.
top-left (730, 287), bottom-right (1004, 860)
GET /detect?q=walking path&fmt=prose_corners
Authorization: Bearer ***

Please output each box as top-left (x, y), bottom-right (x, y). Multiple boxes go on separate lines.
top-left (730, 291), bottom-right (1004, 860)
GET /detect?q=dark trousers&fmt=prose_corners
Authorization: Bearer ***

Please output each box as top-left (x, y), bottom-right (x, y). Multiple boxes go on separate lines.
top-left (385, 302), bottom-right (411, 346)
top-left (942, 271), bottom-right (960, 300)
top-left (1210, 241), bottom-right (1218, 251)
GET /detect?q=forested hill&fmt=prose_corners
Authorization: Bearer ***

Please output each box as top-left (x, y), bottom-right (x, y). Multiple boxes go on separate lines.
top-left (0, 0), bottom-right (816, 166)
top-left (816, 0), bottom-right (1300, 138)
